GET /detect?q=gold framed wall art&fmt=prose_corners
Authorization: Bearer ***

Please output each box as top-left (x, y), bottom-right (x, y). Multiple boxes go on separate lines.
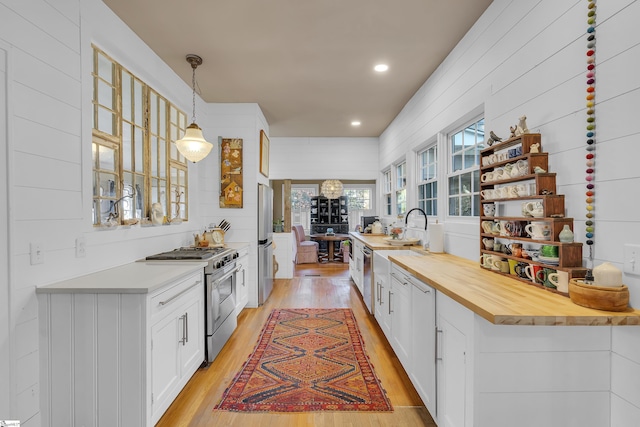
top-left (259, 129), bottom-right (270, 178)
top-left (220, 137), bottom-right (243, 208)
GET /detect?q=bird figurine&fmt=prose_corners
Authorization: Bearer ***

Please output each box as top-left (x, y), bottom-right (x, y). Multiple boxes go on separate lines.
top-left (487, 130), bottom-right (503, 146)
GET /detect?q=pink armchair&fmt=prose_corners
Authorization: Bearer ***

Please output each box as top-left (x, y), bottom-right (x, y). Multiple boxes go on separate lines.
top-left (293, 225), bottom-right (319, 264)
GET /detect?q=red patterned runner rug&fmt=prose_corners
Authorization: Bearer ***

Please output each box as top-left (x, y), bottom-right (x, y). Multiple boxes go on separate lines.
top-left (214, 308), bottom-right (393, 412)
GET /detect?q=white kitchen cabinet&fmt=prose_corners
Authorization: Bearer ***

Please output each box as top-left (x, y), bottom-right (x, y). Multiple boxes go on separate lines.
top-left (410, 275), bottom-right (436, 418)
top-left (374, 271), bottom-right (392, 338)
top-left (390, 264), bottom-right (412, 367)
top-left (235, 247), bottom-right (249, 313)
top-left (273, 232), bottom-right (293, 278)
top-left (150, 278), bottom-right (204, 422)
top-left (351, 239), bottom-right (364, 293)
top-left (37, 263), bottom-right (206, 427)
top-left (435, 290), bottom-right (474, 427)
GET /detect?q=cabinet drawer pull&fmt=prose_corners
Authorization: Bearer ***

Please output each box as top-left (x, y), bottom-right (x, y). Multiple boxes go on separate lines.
top-left (436, 328), bottom-right (443, 361)
top-left (179, 314), bottom-right (187, 345)
top-left (159, 280), bottom-right (201, 306)
top-left (389, 291), bottom-right (393, 314)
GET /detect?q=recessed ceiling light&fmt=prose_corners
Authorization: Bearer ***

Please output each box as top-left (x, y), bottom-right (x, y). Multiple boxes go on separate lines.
top-left (374, 64), bottom-right (389, 72)
top-left (351, 121), bottom-right (361, 126)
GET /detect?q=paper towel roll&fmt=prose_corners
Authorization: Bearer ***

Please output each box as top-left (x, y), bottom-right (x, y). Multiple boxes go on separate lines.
top-left (429, 221), bottom-right (444, 253)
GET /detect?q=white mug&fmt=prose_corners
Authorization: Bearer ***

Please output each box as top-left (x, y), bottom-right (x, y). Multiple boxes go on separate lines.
top-left (483, 203), bottom-right (496, 217)
top-left (548, 271), bottom-right (569, 293)
top-left (480, 254), bottom-right (493, 269)
top-left (481, 171), bottom-right (494, 182)
top-left (480, 189), bottom-right (495, 200)
top-left (525, 222), bottom-right (551, 240)
top-left (482, 237), bottom-right (495, 250)
top-left (482, 221), bottom-right (494, 234)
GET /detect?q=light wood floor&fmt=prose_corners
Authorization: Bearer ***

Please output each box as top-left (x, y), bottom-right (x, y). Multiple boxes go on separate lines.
top-left (156, 262), bottom-right (436, 426)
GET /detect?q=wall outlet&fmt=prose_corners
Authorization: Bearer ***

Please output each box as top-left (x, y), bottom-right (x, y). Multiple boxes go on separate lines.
top-left (30, 242), bottom-right (44, 265)
top-left (623, 244), bottom-right (640, 275)
top-left (76, 236), bottom-right (86, 258)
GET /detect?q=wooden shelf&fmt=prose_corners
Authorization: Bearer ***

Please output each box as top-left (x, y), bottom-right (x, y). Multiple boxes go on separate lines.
top-left (479, 132), bottom-right (583, 294)
top-left (480, 133), bottom-right (541, 154)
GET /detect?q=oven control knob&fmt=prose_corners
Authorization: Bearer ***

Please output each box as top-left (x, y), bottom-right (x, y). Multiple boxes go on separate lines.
top-left (233, 253), bottom-right (238, 259)
top-left (216, 261), bottom-right (222, 269)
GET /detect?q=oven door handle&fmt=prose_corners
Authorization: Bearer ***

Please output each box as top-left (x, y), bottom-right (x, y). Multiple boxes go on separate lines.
top-left (213, 265), bottom-right (241, 287)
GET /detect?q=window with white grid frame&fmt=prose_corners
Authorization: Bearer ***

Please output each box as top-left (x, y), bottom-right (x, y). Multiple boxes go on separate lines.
top-left (343, 186), bottom-right (375, 229)
top-left (291, 185), bottom-right (318, 234)
top-left (396, 162), bottom-right (407, 215)
top-left (448, 117), bottom-right (484, 217)
top-left (418, 144), bottom-right (437, 216)
top-left (383, 169), bottom-right (392, 216)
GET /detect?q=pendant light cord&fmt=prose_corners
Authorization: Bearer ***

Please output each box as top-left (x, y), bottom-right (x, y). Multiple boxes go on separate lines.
top-left (191, 65), bottom-right (197, 124)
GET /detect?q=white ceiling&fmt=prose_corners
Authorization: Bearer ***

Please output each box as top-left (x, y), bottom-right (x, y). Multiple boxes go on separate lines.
top-left (103, 0), bottom-right (493, 137)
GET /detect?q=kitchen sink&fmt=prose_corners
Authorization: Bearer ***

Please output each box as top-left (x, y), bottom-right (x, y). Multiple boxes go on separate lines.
top-left (373, 249), bottom-right (424, 276)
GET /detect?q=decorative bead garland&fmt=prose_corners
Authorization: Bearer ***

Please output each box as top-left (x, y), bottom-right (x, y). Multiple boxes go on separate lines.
top-left (585, 0), bottom-right (597, 264)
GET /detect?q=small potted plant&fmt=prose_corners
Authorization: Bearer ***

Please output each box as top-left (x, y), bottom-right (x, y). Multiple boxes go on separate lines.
top-left (390, 227), bottom-right (403, 239)
top-left (341, 240), bottom-right (351, 262)
top-left (273, 218), bottom-right (284, 233)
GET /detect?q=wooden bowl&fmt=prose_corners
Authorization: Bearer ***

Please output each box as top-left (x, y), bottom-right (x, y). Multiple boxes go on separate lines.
top-left (569, 279), bottom-right (629, 312)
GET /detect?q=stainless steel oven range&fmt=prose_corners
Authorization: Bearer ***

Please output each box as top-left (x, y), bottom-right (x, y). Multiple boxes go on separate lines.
top-left (145, 246), bottom-right (239, 365)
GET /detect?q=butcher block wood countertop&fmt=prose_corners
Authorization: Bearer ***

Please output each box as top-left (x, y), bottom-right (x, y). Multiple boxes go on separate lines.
top-left (389, 252), bottom-right (640, 326)
top-left (349, 231), bottom-right (423, 250)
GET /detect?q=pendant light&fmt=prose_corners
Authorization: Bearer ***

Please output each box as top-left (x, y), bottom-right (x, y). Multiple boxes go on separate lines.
top-left (176, 54), bottom-right (213, 163)
top-left (321, 179), bottom-right (344, 199)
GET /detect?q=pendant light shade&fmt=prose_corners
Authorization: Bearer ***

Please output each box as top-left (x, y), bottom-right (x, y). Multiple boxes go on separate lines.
top-left (176, 54), bottom-right (213, 163)
top-left (321, 179), bottom-right (344, 199)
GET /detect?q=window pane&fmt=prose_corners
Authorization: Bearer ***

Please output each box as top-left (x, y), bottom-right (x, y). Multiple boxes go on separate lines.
top-left (122, 122), bottom-right (132, 171)
top-left (461, 171), bottom-right (472, 195)
top-left (98, 80), bottom-right (114, 110)
top-left (452, 132), bottom-right (462, 152)
top-left (460, 195), bottom-right (472, 216)
top-left (452, 153), bottom-right (462, 172)
top-left (449, 175), bottom-right (459, 195)
top-left (134, 126), bottom-right (144, 173)
top-left (122, 74), bottom-right (132, 121)
top-left (151, 135), bottom-right (158, 176)
top-left (449, 196), bottom-right (459, 216)
top-left (97, 107), bottom-right (114, 135)
top-left (134, 79), bottom-right (143, 125)
top-left (97, 53), bottom-right (113, 79)
top-left (98, 145), bottom-right (116, 171)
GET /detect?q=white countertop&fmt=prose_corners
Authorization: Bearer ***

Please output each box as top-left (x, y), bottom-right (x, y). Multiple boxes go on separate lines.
top-left (36, 262), bottom-right (207, 294)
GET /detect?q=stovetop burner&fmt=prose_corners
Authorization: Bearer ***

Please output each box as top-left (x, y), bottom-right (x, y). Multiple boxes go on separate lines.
top-left (145, 246), bottom-right (237, 262)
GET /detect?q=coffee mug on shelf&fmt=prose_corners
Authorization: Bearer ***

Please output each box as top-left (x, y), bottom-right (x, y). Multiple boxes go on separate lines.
top-left (480, 254), bottom-right (493, 269)
top-left (516, 184), bottom-right (529, 197)
top-left (482, 238), bottom-right (495, 250)
top-left (515, 262), bottom-right (529, 279)
top-left (508, 259), bottom-right (519, 275)
top-left (480, 189), bottom-right (496, 200)
top-left (493, 258), bottom-right (510, 274)
top-left (525, 264), bottom-right (544, 284)
top-left (507, 242), bottom-right (523, 258)
top-left (536, 267), bottom-right (558, 289)
top-left (481, 220), bottom-right (494, 234)
top-left (525, 221), bottom-right (551, 240)
top-left (483, 203), bottom-right (496, 217)
top-left (481, 171), bottom-right (495, 182)
top-left (493, 242), bottom-right (504, 253)
top-left (547, 270), bottom-right (569, 293)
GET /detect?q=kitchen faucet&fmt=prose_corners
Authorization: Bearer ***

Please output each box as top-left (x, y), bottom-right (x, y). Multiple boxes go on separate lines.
top-left (405, 208), bottom-right (428, 248)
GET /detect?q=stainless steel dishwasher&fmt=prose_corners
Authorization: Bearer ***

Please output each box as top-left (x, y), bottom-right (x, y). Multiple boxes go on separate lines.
top-left (361, 245), bottom-right (373, 313)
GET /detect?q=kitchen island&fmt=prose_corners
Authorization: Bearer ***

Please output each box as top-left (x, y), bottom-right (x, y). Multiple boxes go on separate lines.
top-left (37, 261), bottom-right (208, 427)
top-left (383, 251), bottom-right (640, 427)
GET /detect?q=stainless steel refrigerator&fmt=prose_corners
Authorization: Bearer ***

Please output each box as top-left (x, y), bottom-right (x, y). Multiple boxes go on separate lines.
top-left (257, 183), bottom-right (274, 305)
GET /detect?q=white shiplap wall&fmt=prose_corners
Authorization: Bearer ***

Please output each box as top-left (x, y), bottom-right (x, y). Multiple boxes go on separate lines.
top-left (379, 0), bottom-right (640, 424)
top-left (1, 0), bottom-right (266, 424)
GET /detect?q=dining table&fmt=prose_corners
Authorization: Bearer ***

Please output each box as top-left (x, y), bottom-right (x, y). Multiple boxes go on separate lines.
top-left (309, 233), bottom-right (350, 262)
